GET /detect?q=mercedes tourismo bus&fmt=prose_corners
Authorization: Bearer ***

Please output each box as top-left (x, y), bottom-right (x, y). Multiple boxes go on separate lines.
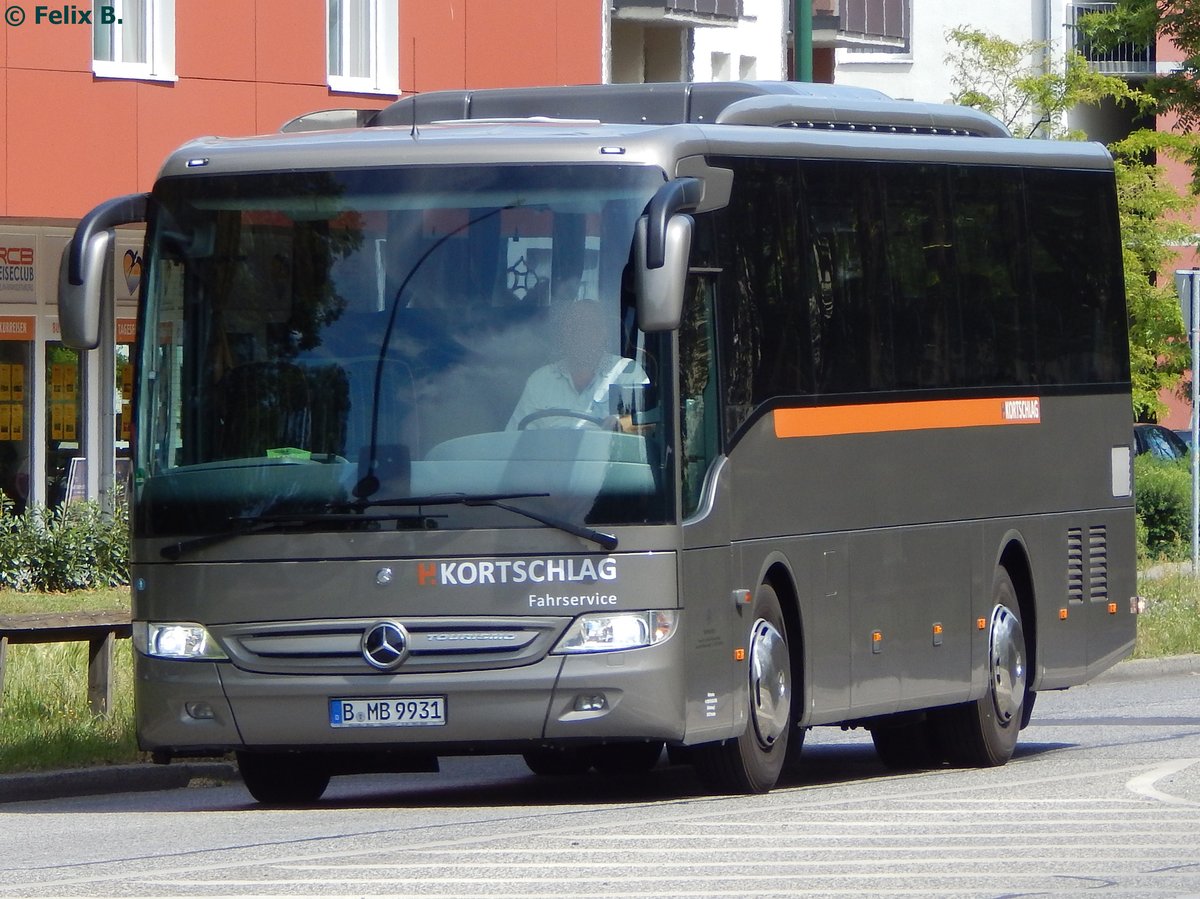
top-left (59, 82), bottom-right (1137, 804)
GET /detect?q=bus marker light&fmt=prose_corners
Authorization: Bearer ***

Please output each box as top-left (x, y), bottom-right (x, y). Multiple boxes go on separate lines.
top-left (872, 630), bottom-right (883, 653)
top-left (977, 618), bottom-right (987, 630)
top-left (733, 589), bottom-right (752, 607)
top-left (734, 648), bottom-right (746, 661)
top-left (1059, 608), bottom-right (1069, 620)
top-left (1108, 602), bottom-right (1118, 615)
top-left (932, 623), bottom-right (943, 646)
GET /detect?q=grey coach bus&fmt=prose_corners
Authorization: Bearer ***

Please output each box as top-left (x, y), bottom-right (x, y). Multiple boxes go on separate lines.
top-left (59, 81), bottom-right (1137, 804)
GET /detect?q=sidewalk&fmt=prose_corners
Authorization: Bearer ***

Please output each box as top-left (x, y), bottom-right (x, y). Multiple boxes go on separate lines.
top-left (2, 654), bottom-right (1198, 804)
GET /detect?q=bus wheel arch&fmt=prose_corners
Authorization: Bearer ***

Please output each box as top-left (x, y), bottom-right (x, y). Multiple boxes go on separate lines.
top-left (998, 537), bottom-right (1037, 729)
top-left (936, 558), bottom-right (1031, 767)
top-left (763, 562), bottom-right (808, 768)
top-left (693, 579), bottom-right (794, 793)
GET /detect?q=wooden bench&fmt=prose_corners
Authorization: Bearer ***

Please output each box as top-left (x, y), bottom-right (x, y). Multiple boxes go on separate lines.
top-left (0, 611), bottom-right (132, 716)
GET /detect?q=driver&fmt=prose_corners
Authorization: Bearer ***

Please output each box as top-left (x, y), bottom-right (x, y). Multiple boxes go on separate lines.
top-left (507, 299), bottom-right (645, 430)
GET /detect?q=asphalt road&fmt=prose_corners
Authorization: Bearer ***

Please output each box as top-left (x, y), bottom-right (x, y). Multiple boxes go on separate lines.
top-left (1, 656), bottom-right (1199, 898)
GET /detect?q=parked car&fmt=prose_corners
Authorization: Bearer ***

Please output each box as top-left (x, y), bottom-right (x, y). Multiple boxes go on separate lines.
top-left (1134, 423), bottom-right (1190, 461)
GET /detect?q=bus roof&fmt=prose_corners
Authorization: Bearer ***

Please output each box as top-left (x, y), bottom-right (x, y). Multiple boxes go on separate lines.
top-left (159, 127), bottom-right (1115, 185)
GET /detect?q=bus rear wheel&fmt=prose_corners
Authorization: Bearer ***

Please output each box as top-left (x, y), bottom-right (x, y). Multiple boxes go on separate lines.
top-left (936, 568), bottom-right (1027, 767)
top-left (236, 751), bottom-right (331, 806)
top-left (694, 583), bottom-right (792, 794)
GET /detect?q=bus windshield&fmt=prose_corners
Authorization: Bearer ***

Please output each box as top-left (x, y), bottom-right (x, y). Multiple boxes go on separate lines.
top-left (136, 163), bottom-right (672, 541)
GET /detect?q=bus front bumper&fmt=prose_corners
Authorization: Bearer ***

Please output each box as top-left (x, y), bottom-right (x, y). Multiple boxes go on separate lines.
top-left (135, 639), bottom-right (687, 755)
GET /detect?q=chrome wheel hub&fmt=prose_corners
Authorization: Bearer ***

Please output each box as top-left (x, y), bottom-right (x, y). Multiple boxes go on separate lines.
top-left (989, 605), bottom-right (1026, 724)
top-left (748, 618), bottom-right (790, 749)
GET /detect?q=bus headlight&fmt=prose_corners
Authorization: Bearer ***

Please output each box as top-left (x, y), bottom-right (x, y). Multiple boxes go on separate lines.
top-left (551, 610), bottom-right (676, 654)
top-left (133, 622), bottom-right (228, 660)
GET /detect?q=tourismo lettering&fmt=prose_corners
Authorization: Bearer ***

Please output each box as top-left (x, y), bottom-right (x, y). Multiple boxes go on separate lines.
top-left (418, 556), bottom-right (618, 587)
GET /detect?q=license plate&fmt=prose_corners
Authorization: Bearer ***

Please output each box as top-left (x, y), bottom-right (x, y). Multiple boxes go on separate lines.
top-left (329, 696), bottom-right (446, 728)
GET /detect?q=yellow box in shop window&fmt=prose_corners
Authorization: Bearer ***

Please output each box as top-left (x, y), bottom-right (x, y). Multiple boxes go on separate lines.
top-left (120, 403), bottom-right (132, 441)
top-left (11, 405), bottom-right (23, 442)
top-left (64, 366), bottom-right (77, 400)
top-left (0, 405), bottom-right (11, 441)
top-left (0, 365), bottom-right (11, 403)
top-left (11, 365), bottom-right (24, 401)
top-left (63, 408), bottom-right (76, 441)
top-left (51, 403), bottom-right (63, 441)
top-left (51, 364), bottom-right (64, 398)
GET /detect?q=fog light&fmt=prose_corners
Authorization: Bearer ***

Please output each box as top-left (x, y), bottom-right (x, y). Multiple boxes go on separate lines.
top-left (184, 701), bottom-right (215, 720)
top-left (574, 694), bottom-right (608, 712)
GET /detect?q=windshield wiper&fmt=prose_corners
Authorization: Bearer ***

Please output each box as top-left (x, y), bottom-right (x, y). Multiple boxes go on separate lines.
top-left (352, 492), bottom-right (619, 552)
top-left (160, 510), bottom-right (438, 560)
top-left (162, 493), bottom-right (620, 560)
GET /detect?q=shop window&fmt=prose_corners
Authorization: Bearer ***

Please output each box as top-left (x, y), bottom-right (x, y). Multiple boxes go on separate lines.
top-left (0, 321), bottom-right (33, 512)
top-left (46, 344), bottom-right (82, 507)
top-left (327, 0), bottom-right (399, 95)
top-left (92, 0), bottom-right (176, 81)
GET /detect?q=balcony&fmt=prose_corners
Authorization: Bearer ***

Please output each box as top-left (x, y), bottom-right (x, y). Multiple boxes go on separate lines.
top-left (811, 0), bottom-right (909, 52)
top-left (611, 0), bottom-right (742, 25)
top-left (1067, 2), bottom-right (1154, 77)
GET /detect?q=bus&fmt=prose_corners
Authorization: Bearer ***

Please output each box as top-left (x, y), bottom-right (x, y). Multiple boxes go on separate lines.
top-left (59, 81), bottom-right (1137, 804)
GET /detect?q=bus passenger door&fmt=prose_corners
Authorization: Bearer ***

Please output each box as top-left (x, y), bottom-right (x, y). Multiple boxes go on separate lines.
top-left (679, 273), bottom-right (740, 742)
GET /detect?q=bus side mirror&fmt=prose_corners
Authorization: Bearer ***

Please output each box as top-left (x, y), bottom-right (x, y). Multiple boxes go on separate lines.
top-left (635, 213), bottom-right (692, 332)
top-left (58, 192), bottom-right (149, 350)
top-left (57, 230), bottom-right (111, 350)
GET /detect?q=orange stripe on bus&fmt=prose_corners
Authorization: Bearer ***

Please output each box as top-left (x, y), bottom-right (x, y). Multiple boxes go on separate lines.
top-left (773, 397), bottom-right (1041, 439)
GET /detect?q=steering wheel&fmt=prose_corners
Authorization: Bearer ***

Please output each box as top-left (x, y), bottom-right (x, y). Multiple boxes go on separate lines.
top-left (517, 408), bottom-right (610, 430)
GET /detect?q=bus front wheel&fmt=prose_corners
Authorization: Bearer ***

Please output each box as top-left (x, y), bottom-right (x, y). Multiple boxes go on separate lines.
top-left (236, 751), bottom-right (331, 806)
top-left (694, 583), bottom-right (792, 794)
top-left (936, 568), bottom-right (1027, 767)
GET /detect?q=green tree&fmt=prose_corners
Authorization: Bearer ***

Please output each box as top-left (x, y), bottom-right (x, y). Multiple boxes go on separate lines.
top-left (1080, 1), bottom-right (1200, 132)
top-left (946, 26), bottom-right (1145, 138)
top-left (946, 28), bottom-right (1193, 420)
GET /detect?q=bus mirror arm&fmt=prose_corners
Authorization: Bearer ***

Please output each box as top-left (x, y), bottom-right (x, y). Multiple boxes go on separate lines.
top-left (636, 178), bottom-right (700, 332)
top-left (58, 192), bottom-right (148, 350)
top-left (645, 178), bottom-right (702, 270)
top-left (635, 213), bottom-right (692, 333)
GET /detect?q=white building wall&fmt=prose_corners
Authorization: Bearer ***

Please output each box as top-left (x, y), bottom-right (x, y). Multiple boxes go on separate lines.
top-left (834, 1), bottom-right (1069, 105)
top-left (692, 0), bottom-right (789, 81)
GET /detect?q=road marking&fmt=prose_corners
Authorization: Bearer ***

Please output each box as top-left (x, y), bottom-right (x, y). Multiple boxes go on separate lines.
top-left (1127, 758), bottom-right (1200, 806)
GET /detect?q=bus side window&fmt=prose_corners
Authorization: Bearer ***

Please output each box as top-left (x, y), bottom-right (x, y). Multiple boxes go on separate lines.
top-left (680, 275), bottom-right (719, 519)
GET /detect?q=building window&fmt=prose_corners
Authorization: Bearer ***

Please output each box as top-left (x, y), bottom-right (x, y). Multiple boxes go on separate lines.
top-left (92, 0), bottom-right (176, 81)
top-left (327, 0), bottom-right (399, 95)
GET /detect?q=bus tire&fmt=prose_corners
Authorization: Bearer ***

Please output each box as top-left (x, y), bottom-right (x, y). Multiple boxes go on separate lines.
top-left (936, 568), bottom-right (1027, 767)
top-left (693, 583), bottom-right (792, 794)
top-left (236, 751), bottom-right (331, 806)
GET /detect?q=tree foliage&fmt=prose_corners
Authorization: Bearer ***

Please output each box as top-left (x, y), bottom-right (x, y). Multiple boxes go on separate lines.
top-left (947, 28), bottom-right (1193, 419)
top-left (946, 27), bottom-right (1149, 138)
top-left (1080, 0), bottom-right (1200, 133)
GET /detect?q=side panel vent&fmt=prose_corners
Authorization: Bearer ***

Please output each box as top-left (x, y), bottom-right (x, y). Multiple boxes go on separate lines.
top-left (1067, 528), bottom-right (1085, 603)
top-left (1089, 525), bottom-right (1109, 602)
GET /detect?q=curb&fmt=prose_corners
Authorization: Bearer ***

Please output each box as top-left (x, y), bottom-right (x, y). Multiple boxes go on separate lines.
top-left (0, 760), bottom-right (238, 805)
top-left (1091, 652), bottom-right (1200, 683)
